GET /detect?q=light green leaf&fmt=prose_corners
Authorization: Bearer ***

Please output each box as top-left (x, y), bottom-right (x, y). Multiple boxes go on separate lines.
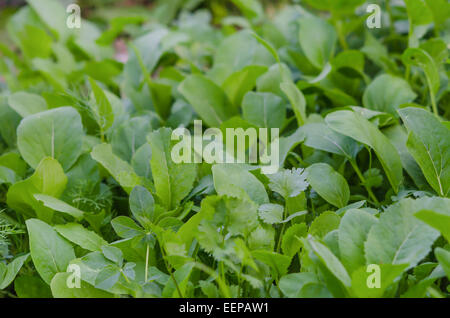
top-left (242, 92), bottom-right (286, 129)
top-left (51, 272), bottom-right (114, 298)
top-left (34, 194), bottom-right (84, 220)
top-left (398, 107), bottom-right (450, 197)
top-left (0, 254), bottom-right (29, 289)
top-left (302, 122), bottom-right (360, 160)
top-left (26, 218), bottom-right (76, 284)
top-left (435, 248), bottom-right (450, 279)
top-left (280, 81), bottom-right (307, 126)
top-left (279, 272), bottom-right (318, 298)
top-left (414, 197), bottom-right (450, 242)
top-left (7, 157), bottom-right (67, 222)
top-left (307, 235), bottom-right (351, 287)
top-left (212, 164), bottom-right (268, 205)
top-left (306, 163), bottom-right (350, 208)
top-left (147, 128), bottom-right (197, 210)
top-left (326, 110), bottom-right (403, 193)
top-left (338, 209), bottom-right (378, 273)
top-left (8, 91), bottom-right (47, 117)
top-left (222, 66), bottom-right (268, 108)
top-left (54, 223), bottom-right (107, 252)
top-left (299, 16), bottom-right (337, 69)
top-left (17, 107), bottom-right (84, 171)
top-left (363, 74), bottom-right (416, 115)
top-left (88, 77), bottom-right (115, 133)
top-left (365, 198), bottom-right (441, 270)
top-left (350, 264), bottom-right (408, 298)
top-left (179, 74), bottom-right (237, 127)
top-left (129, 186), bottom-right (155, 227)
top-left (91, 143), bottom-right (142, 194)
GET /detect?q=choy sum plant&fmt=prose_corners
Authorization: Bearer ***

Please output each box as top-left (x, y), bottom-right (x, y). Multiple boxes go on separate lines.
top-left (0, 0), bottom-right (449, 298)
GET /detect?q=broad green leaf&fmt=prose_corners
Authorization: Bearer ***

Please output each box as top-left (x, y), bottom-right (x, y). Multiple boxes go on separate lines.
top-left (306, 163), bottom-right (350, 208)
top-left (0, 96), bottom-right (21, 148)
top-left (435, 248), bottom-right (450, 279)
top-left (179, 74), bottom-right (237, 127)
top-left (414, 197), bottom-right (450, 242)
top-left (162, 263), bottom-right (194, 298)
top-left (325, 110), bottom-right (403, 193)
top-left (299, 16), bottom-right (337, 69)
top-left (231, 0), bottom-right (264, 22)
top-left (281, 223), bottom-right (307, 258)
top-left (7, 157), bottom-right (67, 222)
top-left (0, 166), bottom-right (16, 185)
top-left (8, 91), bottom-right (47, 117)
top-left (302, 122), bottom-right (360, 160)
top-left (17, 107), bottom-right (84, 171)
top-left (222, 66), bottom-right (268, 108)
top-left (302, 0), bottom-right (365, 14)
top-left (147, 128), bottom-right (197, 210)
top-left (0, 152), bottom-right (27, 179)
top-left (279, 272), bottom-right (318, 298)
top-left (177, 195), bottom-right (218, 248)
top-left (402, 48), bottom-right (440, 97)
top-left (280, 81), bottom-right (307, 126)
top-left (383, 125), bottom-right (429, 190)
top-left (212, 164), bottom-right (269, 205)
top-left (27, 0), bottom-right (69, 40)
top-left (111, 216), bottom-right (145, 239)
top-left (34, 194), bottom-right (84, 220)
top-left (242, 92), bottom-right (286, 129)
top-left (110, 117), bottom-right (152, 162)
top-left (398, 107), bottom-right (450, 197)
top-left (91, 143), bottom-right (142, 194)
top-left (129, 186), bottom-right (155, 227)
top-left (307, 235), bottom-right (351, 287)
top-left (308, 211), bottom-right (341, 239)
top-left (54, 223), bottom-right (108, 252)
top-left (424, 0), bottom-right (450, 31)
top-left (0, 254), bottom-right (30, 289)
top-left (209, 30), bottom-right (275, 84)
top-left (363, 74), bottom-right (416, 115)
top-left (95, 265), bottom-right (121, 290)
top-left (14, 275), bottom-right (52, 298)
top-left (101, 246), bottom-right (123, 265)
top-left (338, 209), bottom-right (378, 273)
top-left (365, 198), bottom-right (441, 270)
top-left (252, 250), bottom-right (291, 279)
top-left (51, 272), bottom-right (113, 298)
top-left (26, 218), bottom-right (76, 284)
top-left (350, 264), bottom-right (408, 298)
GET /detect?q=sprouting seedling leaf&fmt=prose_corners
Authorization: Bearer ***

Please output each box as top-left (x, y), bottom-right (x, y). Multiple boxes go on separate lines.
top-left (88, 77), bottom-right (115, 136)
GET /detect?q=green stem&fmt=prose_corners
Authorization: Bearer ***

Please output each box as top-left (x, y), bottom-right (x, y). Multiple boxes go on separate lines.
top-left (427, 79), bottom-right (439, 118)
top-left (145, 243), bottom-right (149, 283)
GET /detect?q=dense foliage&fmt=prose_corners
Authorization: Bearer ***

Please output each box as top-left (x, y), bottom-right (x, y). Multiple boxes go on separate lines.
top-left (0, 0), bottom-right (449, 298)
